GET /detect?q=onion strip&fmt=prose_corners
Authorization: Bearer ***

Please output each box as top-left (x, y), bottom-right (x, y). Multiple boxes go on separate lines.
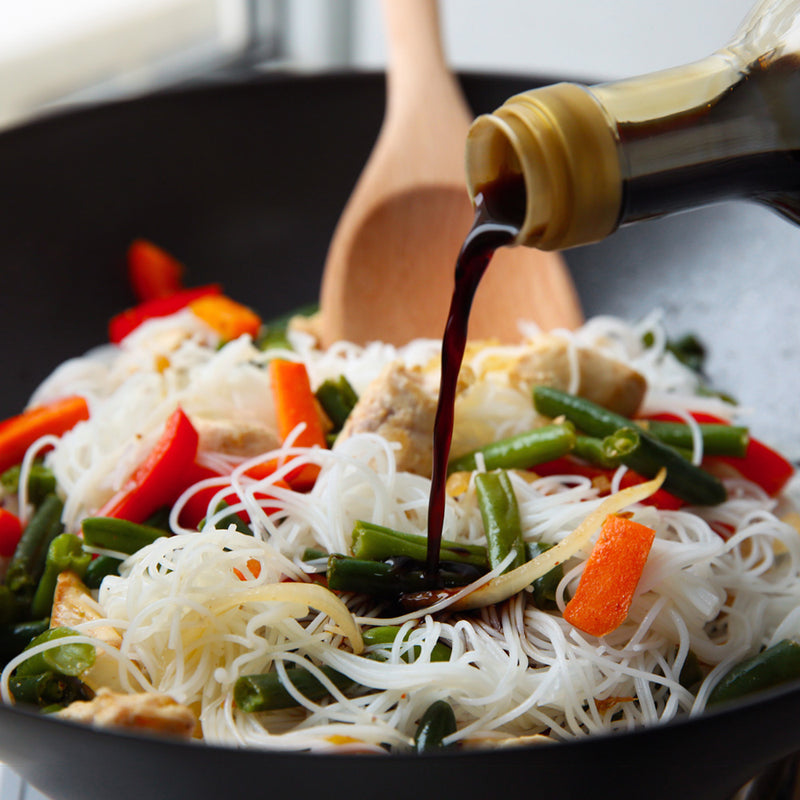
top-left (453, 469), bottom-right (666, 610)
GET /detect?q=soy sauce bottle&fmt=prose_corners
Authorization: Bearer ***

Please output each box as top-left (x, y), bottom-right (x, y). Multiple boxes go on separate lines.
top-left (465, 0), bottom-right (800, 250)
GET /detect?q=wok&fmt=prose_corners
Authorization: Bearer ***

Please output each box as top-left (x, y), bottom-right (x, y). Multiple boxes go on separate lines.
top-left (0, 70), bottom-right (799, 800)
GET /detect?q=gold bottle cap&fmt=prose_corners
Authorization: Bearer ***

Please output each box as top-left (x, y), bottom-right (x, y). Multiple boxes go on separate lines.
top-left (465, 83), bottom-right (623, 250)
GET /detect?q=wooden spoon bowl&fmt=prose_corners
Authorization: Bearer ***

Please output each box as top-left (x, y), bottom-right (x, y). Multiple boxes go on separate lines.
top-left (318, 0), bottom-right (582, 348)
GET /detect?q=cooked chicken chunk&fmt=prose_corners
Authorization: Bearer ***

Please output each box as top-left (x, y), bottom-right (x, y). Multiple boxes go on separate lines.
top-left (58, 688), bottom-right (197, 739)
top-left (337, 362), bottom-right (438, 477)
top-left (51, 570), bottom-right (122, 650)
top-left (508, 335), bottom-right (646, 417)
top-left (193, 417), bottom-right (280, 457)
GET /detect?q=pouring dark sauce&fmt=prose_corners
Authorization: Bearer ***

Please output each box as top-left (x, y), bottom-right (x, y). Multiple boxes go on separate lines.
top-left (426, 174), bottom-right (526, 577)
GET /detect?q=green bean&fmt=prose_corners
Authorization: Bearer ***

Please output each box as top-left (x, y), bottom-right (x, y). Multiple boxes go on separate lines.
top-left (0, 462), bottom-right (56, 507)
top-left (526, 542), bottom-right (563, 610)
top-left (351, 521), bottom-right (487, 569)
top-left (301, 547), bottom-right (328, 562)
top-left (83, 555), bottom-right (123, 589)
top-left (414, 700), bottom-right (457, 753)
top-left (81, 516), bottom-right (167, 555)
top-left (315, 376), bottom-right (358, 431)
top-left (475, 471), bottom-right (525, 573)
top-left (327, 555), bottom-right (482, 597)
top-left (234, 665), bottom-right (353, 712)
top-left (707, 639), bottom-right (800, 707)
top-left (0, 587), bottom-right (17, 626)
top-left (532, 386), bottom-right (727, 505)
top-left (447, 423), bottom-right (576, 474)
top-left (9, 671), bottom-right (89, 708)
top-left (0, 618), bottom-right (49, 663)
top-left (5, 494), bottom-right (64, 595)
top-left (15, 627), bottom-right (95, 678)
top-left (362, 626), bottom-right (451, 663)
top-left (30, 534), bottom-right (92, 619)
top-left (641, 420), bottom-right (749, 458)
top-left (200, 500), bottom-right (253, 536)
top-left (256, 303), bottom-right (318, 352)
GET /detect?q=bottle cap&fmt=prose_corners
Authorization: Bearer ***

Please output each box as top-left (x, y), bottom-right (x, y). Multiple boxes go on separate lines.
top-left (465, 83), bottom-right (623, 250)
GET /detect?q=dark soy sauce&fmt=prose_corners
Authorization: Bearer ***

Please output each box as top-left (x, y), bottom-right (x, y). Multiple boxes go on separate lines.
top-left (426, 176), bottom-right (525, 578)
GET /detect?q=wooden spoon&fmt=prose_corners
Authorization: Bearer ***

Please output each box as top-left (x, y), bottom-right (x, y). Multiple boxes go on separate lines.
top-left (318, 0), bottom-right (583, 348)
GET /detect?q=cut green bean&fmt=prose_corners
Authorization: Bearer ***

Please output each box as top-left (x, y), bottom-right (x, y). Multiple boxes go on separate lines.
top-left (0, 618), bottom-right (49, 663)
top-left (81, 516), bottom-right (167, 555)
top-left (362, 625), bottom-right (451, 662)
top-left (83, 555), bottom-right (123, 589)
top-left (475, 471), bottom-right (525, 573)
top-left (351, 521), bottom-right (487, 569)
top-left (256, 303), bottom-right (318, 352)
top-left (327, 555), bottom-right (482, 597)
top-left (201, 500), bottom-right (253, 536)
top-left (0, 462), bottom-right (56, 507)
top-left (707, 639), bottom-right (800, 707)
top-left (640, 420), bottom-right (749, 458)
top-left (526, 542), bottom-right (563, 610)
top-left (9, 671), bottom-right (89, 707)
top-left (414, 699), bottom-right (457, 753)
top-left (5, 494), bottom-right (64, 595)
top-left (30, 534), bottom-right (92, 619)
top-left (447, 423), bottom-right (576, 474)
top-left (532, 386), bottom-right (727, 505)
top-left (234, 665), bottom-right (353, 712)
top-left (315, 376), bottom-right (358, 431)
top-left (15, 627), bottom-right (95, 678)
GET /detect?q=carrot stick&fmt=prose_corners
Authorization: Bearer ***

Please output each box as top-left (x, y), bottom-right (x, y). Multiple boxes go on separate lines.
top-left (189, 295), bottom-right (262, 341)
top-left (563, 513), bottom-right (656, 637)
top-left (268, 359), bottom-right (327, 490)
top-left (0, 396), bottom-right (89, 473)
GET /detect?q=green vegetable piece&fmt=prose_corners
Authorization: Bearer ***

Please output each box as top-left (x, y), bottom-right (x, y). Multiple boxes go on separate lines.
top-left (15, 626), bottom-right (95, 678)
top-left (83, 555), bottom-right (123, 589)
top-left (0, 618), bottom-right (50, 664)
top-left (200, 500), bottom-right (253, 536)
top-left (81, 516), bottom-right (167, 555)
top-left (0, 586), bottom-right (17, 626)
top-left (414, 699), bottom-right (457, 753)
top-left (641, 420), bottom-right (749, 458)
top-left (362, 625), bottom-right (451, 663)
top-left (9, 670), bottom-right (89, 708)
top-left (257, 303), bottom-right (318, 352)
top-left (315, 376), bottom-right (359, 431)
top-left (679, 650), bottom-right (704, 692)
top-left (532, 386), bottom-right (727, 505)
top-left (301, 547), bottom-right (328, 562)
top-left (526, 541), bottom-right (563, 610)
top-left (234, 665), bottom-right (353, 712)
top-left (5, 494), bottom-right (64, 595)
top-left (30, 533), bottom-right (92, 619)
top-left (707, 639), bottom-right (800, 707)
top-left (351, 521), bottom-right (487, 569)
top-left (448, 423), bottom-right (576, 474)
top-left (475, 471), bottom-right (525, 573)
top-left (0, 462), bottom-right (56, 507)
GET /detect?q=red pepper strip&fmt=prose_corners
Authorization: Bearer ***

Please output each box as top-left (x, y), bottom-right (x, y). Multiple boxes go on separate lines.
top-left (0, 508), bottom-right (23, 558)
top-left (108, 284), bottom-right (222, 343)
top-left (532, 456), bottom-right (685, 510)
top-left (563, 513), bottom-right (656, 637)
top-left (127, 239), bottom-right (184, 302)
top-left (0, 395), bottom-right (89, 474)
top-left (269, 359), bottom-right (328, 491)
top-left (97, 407), bottom-right (199, 523)
top-left (648, 412), bottom-right (794, 496)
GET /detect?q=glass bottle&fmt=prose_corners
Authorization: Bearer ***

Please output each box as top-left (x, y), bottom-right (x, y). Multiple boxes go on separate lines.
top-left (464, 0), bottom-right (800, 250)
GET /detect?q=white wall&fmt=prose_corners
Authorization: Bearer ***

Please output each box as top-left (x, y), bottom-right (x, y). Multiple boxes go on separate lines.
top-left (350, 0), bottom-right (756, 81)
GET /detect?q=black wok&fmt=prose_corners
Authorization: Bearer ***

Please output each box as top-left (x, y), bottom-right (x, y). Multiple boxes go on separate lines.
top-left (0, 70), bottom-right (799, 800)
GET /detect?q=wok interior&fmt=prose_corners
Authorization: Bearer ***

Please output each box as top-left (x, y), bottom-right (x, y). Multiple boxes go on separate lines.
top-left (1, 71), bottom-right (799, 800)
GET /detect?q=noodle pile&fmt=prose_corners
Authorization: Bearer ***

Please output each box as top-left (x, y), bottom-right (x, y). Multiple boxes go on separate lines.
top-left (4, 309), bottom-right (799, 751)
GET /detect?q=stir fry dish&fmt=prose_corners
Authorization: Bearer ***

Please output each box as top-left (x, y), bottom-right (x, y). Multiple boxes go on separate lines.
top-left (0, 240), bottom-right (797, 752)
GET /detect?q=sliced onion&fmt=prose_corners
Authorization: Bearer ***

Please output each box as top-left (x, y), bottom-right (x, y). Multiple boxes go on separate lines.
top-left (453, 469), bottom-right (666, 610)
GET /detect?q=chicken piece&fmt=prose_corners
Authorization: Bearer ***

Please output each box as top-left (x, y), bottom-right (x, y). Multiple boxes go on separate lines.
top-left (51, 570), bottom-right (122, 650)
top-left (193, 417), bottom-right (279, 458)
top-left (58, 688), bottom-right (198, 739)
top-left (337, 362), bottom-right (438, 477)
top-left (508, 335), bottom-right (646, 417)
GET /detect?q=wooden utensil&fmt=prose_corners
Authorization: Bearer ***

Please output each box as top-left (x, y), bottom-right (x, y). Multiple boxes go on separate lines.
top-left (318, 0), bottom-right (583, 348)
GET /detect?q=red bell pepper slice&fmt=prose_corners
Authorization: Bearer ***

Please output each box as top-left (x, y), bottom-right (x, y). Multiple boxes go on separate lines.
top-left (109, 284), bottom-right (222, 343)
top-left (97, 407), bottom-right (199, 523)
top-left (0, 508), bottom-right (23, 558)
top-left (127, 239), bottom-right (184, 302)
top-left (0, 395), bottom-right (89, 474)
top-left (648, 412), bottom-right (794, 496)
